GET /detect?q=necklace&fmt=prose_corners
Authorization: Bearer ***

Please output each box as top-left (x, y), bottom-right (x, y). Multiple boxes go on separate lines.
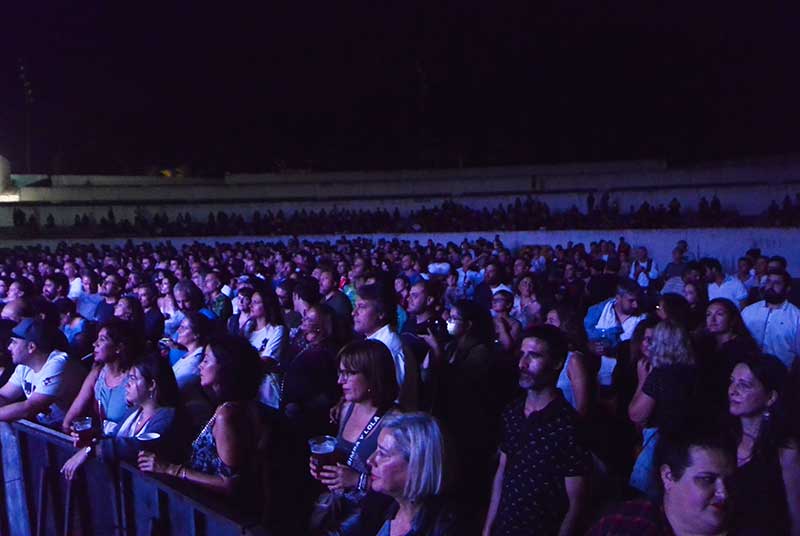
top-left (134, 409), bottom-right (155, 436)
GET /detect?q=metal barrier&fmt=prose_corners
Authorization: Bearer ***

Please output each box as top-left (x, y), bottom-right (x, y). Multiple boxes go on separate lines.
top-left (0, 420), bottom-right (270, 536)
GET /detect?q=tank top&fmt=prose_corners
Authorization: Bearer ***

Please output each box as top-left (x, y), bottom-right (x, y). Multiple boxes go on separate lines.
top-left (336, 403), bottom-right (386, 474)
top-left (95, 366), bottom-right (134, 433)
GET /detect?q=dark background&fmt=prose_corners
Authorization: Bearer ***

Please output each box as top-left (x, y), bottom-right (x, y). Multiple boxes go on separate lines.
top-left (2, 1), bottom-right (799, 175)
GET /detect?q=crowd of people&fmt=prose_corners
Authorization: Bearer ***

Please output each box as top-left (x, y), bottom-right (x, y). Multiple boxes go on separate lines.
top-left (8, 191), bottom-right (800, 239)
top-left (0, 232), bottom-right (798, 535)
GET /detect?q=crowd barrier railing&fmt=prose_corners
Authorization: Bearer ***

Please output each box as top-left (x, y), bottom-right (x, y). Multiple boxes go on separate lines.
top-left (0, 420), bottom-right (270, 536)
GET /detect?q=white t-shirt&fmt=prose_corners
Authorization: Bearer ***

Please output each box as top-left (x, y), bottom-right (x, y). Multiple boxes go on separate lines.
top-left (9, 351), bottom-right (84, 426)
top-left (172, 346), bottom-right (204, 389)
top-left (248, 324), bottom-right (287, 361)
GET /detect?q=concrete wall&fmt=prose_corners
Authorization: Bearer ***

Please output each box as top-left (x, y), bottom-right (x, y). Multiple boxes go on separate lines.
top-left (3, 179), bottom-right (798, 230)
top-left (0, 227), bottom-right (796, 274)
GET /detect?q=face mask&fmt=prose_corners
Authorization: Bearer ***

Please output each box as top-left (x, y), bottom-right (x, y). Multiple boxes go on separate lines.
top-left (446, 320), bottom-right (458, 336)
top-left (764, 290), bottom-right (785, 305)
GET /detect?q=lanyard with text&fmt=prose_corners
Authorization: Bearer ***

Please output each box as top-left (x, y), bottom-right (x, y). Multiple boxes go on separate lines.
top-left (347, 411), bottom-right (384, 467)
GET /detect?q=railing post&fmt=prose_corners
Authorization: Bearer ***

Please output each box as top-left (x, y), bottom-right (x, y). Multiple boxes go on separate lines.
top-left (35, 465), bottom-right (49, 536)
top-left (0, 422), bottom-right (32, 536)
top-left (62, 479), bottom-right (72, 536)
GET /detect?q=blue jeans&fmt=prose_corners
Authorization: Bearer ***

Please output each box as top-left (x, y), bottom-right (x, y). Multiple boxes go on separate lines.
top-left (630, 427), bottom-right (660, 500)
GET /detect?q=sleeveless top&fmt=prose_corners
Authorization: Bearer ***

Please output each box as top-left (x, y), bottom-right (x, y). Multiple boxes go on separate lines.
top-left (189, 405), bottom-right (238, 478)
top-left (336, 403), bottom-right (386, 474)
top-left (731, 451), bottom-right (791, 534)
top-left (95, 367), bottom-right (134, 433)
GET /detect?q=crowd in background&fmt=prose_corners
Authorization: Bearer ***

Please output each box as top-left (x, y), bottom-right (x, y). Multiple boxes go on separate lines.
top-left (8, 191), bottom-right (800, 239)
top-left (0, 232), bottom-right (798, 535)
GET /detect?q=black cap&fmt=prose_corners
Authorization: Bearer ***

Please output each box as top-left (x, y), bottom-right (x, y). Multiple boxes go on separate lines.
top-left (11, 318), bottom-right (60, 354)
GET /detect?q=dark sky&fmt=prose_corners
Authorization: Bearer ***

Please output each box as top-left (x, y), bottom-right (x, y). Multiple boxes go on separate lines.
top-left (2, 2), bottom-right (800, 175)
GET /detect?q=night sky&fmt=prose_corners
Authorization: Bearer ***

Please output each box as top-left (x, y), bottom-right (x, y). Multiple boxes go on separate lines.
top-left (2, 2), bottom-right (800, 175)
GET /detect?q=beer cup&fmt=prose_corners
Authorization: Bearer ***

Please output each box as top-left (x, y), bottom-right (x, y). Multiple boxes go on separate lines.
top-left (72, 417), bottom-right (94, 448)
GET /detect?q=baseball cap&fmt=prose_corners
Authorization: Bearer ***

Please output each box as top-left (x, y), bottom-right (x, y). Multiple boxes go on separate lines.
top-left (11, 318), bottom-right (59, 353)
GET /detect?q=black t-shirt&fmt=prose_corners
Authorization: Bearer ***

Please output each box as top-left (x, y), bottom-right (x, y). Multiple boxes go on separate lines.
top-left (642, 364), bottom-right (697, 432)
top-left (493, 394), bottom-right (593, 536)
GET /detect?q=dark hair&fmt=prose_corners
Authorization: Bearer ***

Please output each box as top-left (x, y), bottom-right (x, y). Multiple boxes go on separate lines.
top-left (659, 293), bottom-right (690, 328)
top-left (10, 277), bottom-right (36, 297)
top-left (133, 352), bottom-right (180, 407)
top-left (732, 353), bottom-right (793, 459)
top-left (338, 339), bottom-right (398, 411)
top-left (705, 298), bottom-right (755, 341)
top-left (766, 267), bottom-right (792, 287)
top-left (522, 324), bottom-right (569, 369)
top-left (306, 302), bottom-right (334, 339)
top-left (136, 283), bottom-right (159, 299)
top-left (682, 261), bottom-right (703, 278)
top-left (699, 257), bottom-right (722, 275)
top-left (205, 334), bottom-right (264, 402)
top-left (630, 316), bottom-right (660, 364)
top-left (99, 319), bottom-right (139, 370)
top-left (46, 273), bottom-right (69, 294)
top-left (655, 425), bottom-right (734, 491)
top-left (293, 276), bottom-right (321, 305)
top-left (251, 283), bottom-right (285, 326)
top-left (768, 255), bottom-right (788, 270)
top-left (452, 299), bottom-right (494, 345)
top-left (548, 304), bottom-right (587, 352)
top-left (616, 277), bottom-right (641, 298)
top-left (236, 286), bottom-right (255, 300)
top-left (117, 296), bottom-right (145, 334)
top-left (182, 311), bottom-right (213, 346)
top-left (357, 283), bottom-right (398, 329)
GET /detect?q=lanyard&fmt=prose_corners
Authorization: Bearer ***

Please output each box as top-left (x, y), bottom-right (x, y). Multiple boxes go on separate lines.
top-left (347, 411), bottom-right (383, 467)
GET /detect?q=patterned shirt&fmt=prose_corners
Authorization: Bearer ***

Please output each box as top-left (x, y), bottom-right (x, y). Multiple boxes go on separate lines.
top-left (588, 500), bottom-right (675, 536)
top-left (492, 394), bottom-right (592, 536)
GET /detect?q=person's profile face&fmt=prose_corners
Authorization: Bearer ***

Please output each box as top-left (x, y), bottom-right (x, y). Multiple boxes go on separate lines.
top-left (661, 447), bottom-right (732, 535)
top-left (728, 363), bottom-right (774, 418)
top-left (352, 298), bottom-right (382, 335)
top-left (366, 430), bottom-right (409, 499)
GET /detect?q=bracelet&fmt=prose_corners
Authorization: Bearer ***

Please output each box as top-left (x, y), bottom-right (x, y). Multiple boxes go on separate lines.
top-left (358, 472), bottom-right (368, 492)
top-left (169, 464), bottom-right (183, 477)
top-left (180, 466), bottom-right (187, 480)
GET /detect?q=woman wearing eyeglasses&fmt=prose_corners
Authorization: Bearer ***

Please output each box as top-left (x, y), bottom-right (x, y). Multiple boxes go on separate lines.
top-left (309, 339), bottom-right (398, 534)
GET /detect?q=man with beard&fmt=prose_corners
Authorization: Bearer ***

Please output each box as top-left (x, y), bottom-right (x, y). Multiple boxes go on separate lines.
top-left (42, 273), bottom-right (72, 309)
top-left (483, 326), bottom-right (592, 536)
top-left (94, 274), bottom-right (123, 324)
top-left (742, 268), bottom-right (800, 368)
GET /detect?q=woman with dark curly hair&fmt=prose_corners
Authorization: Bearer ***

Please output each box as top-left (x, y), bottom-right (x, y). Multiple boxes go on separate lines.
top-left (138, 334), bottom-right (269, 505)
top-left (62, 319), bottom-right (139, 435)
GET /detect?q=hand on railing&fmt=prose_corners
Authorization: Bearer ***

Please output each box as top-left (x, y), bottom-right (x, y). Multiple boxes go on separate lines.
top-left (61, 447), bottom-right (91, 481)
top-left (137, 450), bottom-right (173, 475)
